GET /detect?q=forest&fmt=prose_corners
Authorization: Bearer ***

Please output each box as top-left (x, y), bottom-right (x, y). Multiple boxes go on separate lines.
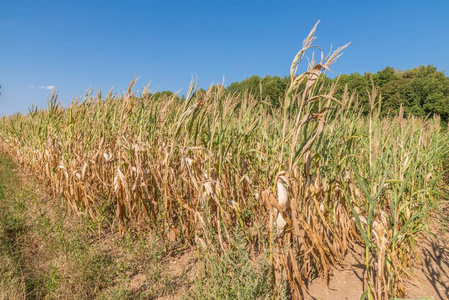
top-left (192, 65), bottom-right (449, 121)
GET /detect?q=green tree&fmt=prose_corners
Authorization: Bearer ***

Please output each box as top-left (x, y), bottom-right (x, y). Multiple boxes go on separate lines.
top-left (373, 67), bottom-right (397, 87)
top-left (152, 90), bottom-right (177, 100)
top-left (227, 75), bottom-right (262, 99)
top-left (334, 73), bottom-right (370, 112)
top-left (400, 65), bottom-right (449, 119)
top-left (227, 75), bottom-right (288, 107)
top-left (260, 75), bottom-right (288, 106)
top-left (332, 65), bottom-right (449, 121)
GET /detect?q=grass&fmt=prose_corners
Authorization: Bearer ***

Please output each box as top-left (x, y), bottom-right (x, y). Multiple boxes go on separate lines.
top-left (188, 228), bottom-right (276, 299)
top-left (0, 156), bottom-right (27, 300)
top-left (0, 23), bottom-right (448, 299)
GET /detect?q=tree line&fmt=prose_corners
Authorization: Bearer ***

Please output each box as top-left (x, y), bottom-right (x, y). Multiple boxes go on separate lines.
top-left (150, 65), bottom-right (449, 121)
top-left (223, 65), bottom-right (449, 121)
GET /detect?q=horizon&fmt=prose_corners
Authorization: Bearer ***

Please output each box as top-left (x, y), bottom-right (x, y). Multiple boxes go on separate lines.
top-left (1, 1), bottom-right (449, 116)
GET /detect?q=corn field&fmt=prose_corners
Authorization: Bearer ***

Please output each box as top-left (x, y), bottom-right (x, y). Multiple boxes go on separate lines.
top-left (0, 23), bottom-right (447, 299)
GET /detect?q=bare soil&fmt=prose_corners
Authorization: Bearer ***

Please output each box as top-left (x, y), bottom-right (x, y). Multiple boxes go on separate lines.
top-left (305, 203), bottom-right (449, 300)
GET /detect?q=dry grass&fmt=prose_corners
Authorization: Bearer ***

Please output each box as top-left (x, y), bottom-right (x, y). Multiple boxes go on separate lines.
top-left (0, 23), bottom-right (447, 299)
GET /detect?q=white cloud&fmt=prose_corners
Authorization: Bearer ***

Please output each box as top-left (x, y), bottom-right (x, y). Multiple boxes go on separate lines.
top-left (30, 85), bottom-right (35, 88)
top-left (38, 85), bottom-right (55, 90)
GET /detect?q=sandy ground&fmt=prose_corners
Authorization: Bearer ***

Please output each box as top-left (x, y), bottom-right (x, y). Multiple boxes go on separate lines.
top-left (305, 204), bottom-right (449, 300)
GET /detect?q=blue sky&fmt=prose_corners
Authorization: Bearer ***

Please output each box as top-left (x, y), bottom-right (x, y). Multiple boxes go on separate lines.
top-left (1, 0), bottom-right (448, 116)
